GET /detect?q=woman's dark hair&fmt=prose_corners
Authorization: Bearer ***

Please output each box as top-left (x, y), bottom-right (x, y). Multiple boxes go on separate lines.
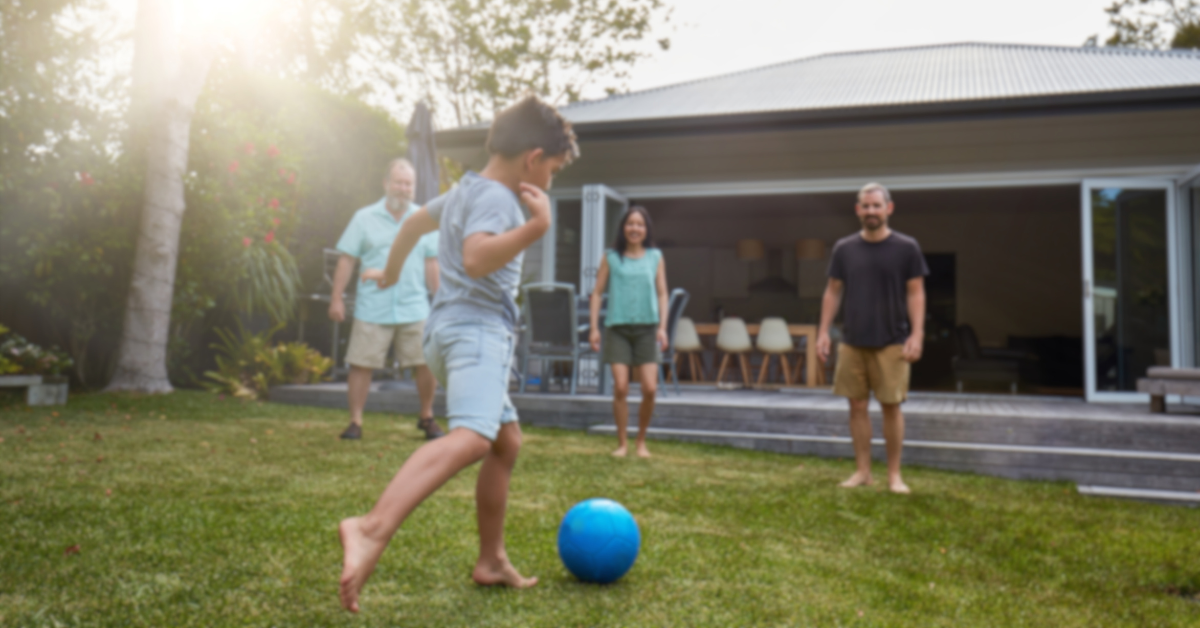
top-left (486, 95), bottom-right (580, 162)
top-left (611, 205), bottom-right (656, 261)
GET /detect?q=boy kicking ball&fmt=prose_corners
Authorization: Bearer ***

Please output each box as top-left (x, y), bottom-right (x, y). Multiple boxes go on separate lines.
top-left (338, 96), bottom-right (578, 613)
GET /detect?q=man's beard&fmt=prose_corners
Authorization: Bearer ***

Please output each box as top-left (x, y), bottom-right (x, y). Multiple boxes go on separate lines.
top-left (860, 215), bottom-right (885, 231)
top-left (385, 195), bottom-right (410, 212)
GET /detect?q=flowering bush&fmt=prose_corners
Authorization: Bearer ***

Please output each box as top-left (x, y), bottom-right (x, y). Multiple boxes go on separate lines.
top-left (0, 324), bottom-right (74, 378)
top-left (203, 324), bottom-right (332, 400)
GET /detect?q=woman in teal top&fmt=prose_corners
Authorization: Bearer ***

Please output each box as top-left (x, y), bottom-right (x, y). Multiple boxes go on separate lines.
top-left (589, 206), bottom-right (669, 458)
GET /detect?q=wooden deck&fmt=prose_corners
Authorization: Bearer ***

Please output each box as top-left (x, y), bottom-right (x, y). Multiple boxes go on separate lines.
top-left (271, 383), bottom-right (1200, 500)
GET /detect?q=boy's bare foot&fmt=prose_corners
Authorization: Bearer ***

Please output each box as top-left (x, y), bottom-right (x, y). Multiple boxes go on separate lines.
top-left (339, 517), bottom-right (387, 613)
top-left (611, 445), bottom-right (627, 457)
top-left (888, 477), bottom-right (911, 494)
top-left (839, 471), bottom-right (873, 488)
top-left (472, 557), bottom-right (538, 589)
top-left (636, 443), bottom-right (651, 458)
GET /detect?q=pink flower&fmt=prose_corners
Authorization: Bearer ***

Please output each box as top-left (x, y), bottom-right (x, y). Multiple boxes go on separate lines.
top-left (242, 236), bottom-right (252, 247)
top-left (264, 231), bottom-right (275, 244)
top-left (266, 145), bottom-right (280, 158)
top-left (287, 173), bottom-right (296, 185)
top-left (228, 160), bottom-right (240, 174)
top-left (79, 171), bottom-right (95, 186)
top-left (244, 142), bottom-right (255, 155)
top-left (278, 168), bottom-right (287, 177)
top-left (268, 198), bottom-right (279, 210)
top-left (272, 217), bottom-right (281, 226)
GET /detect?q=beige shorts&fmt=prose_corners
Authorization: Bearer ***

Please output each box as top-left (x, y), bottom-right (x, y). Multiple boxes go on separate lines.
top-left (345, 319), bottom-right (426, 370)
top-left (833, 343), bottom-right (910, 404)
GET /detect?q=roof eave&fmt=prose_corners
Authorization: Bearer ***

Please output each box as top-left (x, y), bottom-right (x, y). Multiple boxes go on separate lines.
top-left (435, 85), bottom-right (1200, 150)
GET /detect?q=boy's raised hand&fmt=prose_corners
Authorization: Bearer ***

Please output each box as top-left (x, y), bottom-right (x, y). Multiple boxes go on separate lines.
top-left (360, 268), bottom-right (396, 289)
top-left (518, 183), bottom-right (551, 225)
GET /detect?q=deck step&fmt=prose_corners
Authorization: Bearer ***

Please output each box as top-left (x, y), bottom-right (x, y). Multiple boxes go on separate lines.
top-left (1078, 485), bottom-right (1200, 503)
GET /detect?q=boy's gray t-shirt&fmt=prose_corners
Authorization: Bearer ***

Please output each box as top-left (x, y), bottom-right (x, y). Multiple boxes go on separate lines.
top-left (425, 172), bottom-right (526, 331)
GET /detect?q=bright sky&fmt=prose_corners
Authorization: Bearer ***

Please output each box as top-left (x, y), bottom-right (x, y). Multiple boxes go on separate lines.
top-left (627, 0), bottom-right (1116, 92)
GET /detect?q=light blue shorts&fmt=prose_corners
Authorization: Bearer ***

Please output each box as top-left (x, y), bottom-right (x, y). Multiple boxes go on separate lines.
top-left (424, 320), bottom-right (519, 442)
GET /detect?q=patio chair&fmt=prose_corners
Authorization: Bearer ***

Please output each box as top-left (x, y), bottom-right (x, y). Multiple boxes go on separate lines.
top-left (658, 288), bottom-right (690, 396)
top-left (519, 282), bottom-right (592, 395)
top-left (755, 317), bottom-right (794, 385)
top-left (715, 317), bottom-right (753, 387)
top-left (673, 317), bottom-right (704, 383)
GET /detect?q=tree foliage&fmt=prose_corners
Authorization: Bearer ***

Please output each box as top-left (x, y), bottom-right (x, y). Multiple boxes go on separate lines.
top-left (371, 0), bottom-right (672, 126)
top-left (1092, 0), bottom-right (1200, 49)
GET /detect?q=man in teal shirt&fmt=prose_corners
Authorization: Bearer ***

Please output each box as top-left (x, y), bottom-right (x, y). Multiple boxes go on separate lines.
top-left (329, 158), bottom-right (442, 440)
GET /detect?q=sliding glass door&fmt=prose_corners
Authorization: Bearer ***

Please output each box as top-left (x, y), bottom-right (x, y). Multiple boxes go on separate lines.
top-left (580, 184), bottom-right (629, 296)
top-left (1081, 179), bottom-right (1178, 401)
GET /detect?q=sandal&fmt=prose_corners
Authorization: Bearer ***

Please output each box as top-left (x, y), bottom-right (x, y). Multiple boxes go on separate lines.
top-left (417, 417), bottom-right (445, 440)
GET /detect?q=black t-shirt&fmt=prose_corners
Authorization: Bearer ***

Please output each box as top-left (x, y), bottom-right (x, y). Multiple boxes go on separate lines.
top-left (827, 231), bottom-right (930, 348)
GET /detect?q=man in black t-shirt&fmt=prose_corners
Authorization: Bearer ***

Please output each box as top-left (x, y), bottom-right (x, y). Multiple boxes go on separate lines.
top-left (816, 182), bottom-right (929, 494)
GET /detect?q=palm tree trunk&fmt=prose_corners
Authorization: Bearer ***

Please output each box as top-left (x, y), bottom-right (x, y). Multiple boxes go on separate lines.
top-left (106, 18), bottom-right (215, 393)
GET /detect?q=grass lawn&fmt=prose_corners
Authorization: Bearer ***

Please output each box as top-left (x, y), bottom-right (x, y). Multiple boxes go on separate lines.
top-left (1, 390), bottom-right (1198, 627)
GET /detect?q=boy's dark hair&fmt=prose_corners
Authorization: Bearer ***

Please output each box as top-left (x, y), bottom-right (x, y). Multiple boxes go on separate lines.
top-left (486, 96), bottom-right (579, 161)
top-left (611, 205), bottom-right (656, 261)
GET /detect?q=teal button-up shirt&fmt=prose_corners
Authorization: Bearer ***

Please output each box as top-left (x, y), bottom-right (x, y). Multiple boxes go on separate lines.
top-left (336, 198), bottom-right (439, 325)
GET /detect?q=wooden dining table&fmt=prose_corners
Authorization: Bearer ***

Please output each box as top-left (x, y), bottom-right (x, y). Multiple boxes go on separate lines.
top-left (693, 323), bottom-right (821, 387)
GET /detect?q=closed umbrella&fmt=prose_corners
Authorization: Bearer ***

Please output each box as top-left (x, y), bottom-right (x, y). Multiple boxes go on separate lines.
top-left (406, 101), bottom-right (441, 205)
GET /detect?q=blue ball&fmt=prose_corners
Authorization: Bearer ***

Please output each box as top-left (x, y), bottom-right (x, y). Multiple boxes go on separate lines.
top-left (557, 498), bottom-right (641, 584)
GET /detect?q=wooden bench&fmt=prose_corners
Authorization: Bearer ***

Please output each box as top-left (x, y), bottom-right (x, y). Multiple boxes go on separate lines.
top-left (1136, 367), bottom-right (1200, 413)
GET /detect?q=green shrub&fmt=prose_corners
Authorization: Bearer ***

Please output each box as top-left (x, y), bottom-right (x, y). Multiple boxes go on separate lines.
top-left (0, 324), bottom-right (74, 378)
top-left (203, 325), bottom-right (332, 400)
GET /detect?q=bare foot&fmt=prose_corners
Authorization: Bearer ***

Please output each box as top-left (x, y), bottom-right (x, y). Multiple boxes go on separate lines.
top-left (888, 477), bottom-right (911, 494)
top-left (611, 445), bottom-right (627, 457)
top-left (472, 557), bottom-right (538, 589)
top-left (839, 471), bottom-right (874, 488)
top-left (338, 517), bottom-right (387, 613)
top-left (635, 442), bottom-right (651, 458)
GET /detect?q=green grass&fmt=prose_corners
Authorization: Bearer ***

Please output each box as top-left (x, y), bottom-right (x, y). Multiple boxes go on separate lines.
top-left (1, 391), bottom-right (1198, 627)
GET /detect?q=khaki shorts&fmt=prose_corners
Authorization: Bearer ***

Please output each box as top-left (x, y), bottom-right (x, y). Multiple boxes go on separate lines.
top-left (345, 319), bottom-right (426, 370)
top-left (833, 344), bottom-right (910, 404)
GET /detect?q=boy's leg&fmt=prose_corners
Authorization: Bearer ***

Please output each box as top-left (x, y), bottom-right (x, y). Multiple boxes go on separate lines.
top-left (339, 428), bottom-right (491, 612)
top-left (472, 421), bottom-right (537, 588)
top-left (634, 362), bottom-right (659, 458)
top-left (610, 364), bottom-right (631, 456)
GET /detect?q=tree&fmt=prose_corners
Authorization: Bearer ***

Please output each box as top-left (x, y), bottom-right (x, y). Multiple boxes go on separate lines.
top-left (1090, 0), bottom-right (1200, 49)
top-left (378, 0), bottom-right (672, 126)
top-left (105, 1), bottom-right (221, 393)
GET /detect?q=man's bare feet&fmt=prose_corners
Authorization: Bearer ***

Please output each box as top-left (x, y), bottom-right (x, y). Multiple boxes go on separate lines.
top-left (611, 445), bottom-right (627, 457)
top-left (338, 517), bottom-right (387, 613)
top-left (888, 477), bottom-right (911, 494)
top-left (635, 442), bottom-right (651, 458)
top-left (472, 557), bottom-right (538, 589)
top-left (839, 471), bottom-right (874, 488)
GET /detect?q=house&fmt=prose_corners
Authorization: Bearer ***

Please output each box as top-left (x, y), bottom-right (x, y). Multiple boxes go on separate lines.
top-left (436, 42), bottom-right (1200, 403)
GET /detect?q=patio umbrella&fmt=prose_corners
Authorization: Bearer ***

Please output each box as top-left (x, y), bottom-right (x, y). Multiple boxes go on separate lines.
top-left (406, 101), bottom-right (441, 205)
